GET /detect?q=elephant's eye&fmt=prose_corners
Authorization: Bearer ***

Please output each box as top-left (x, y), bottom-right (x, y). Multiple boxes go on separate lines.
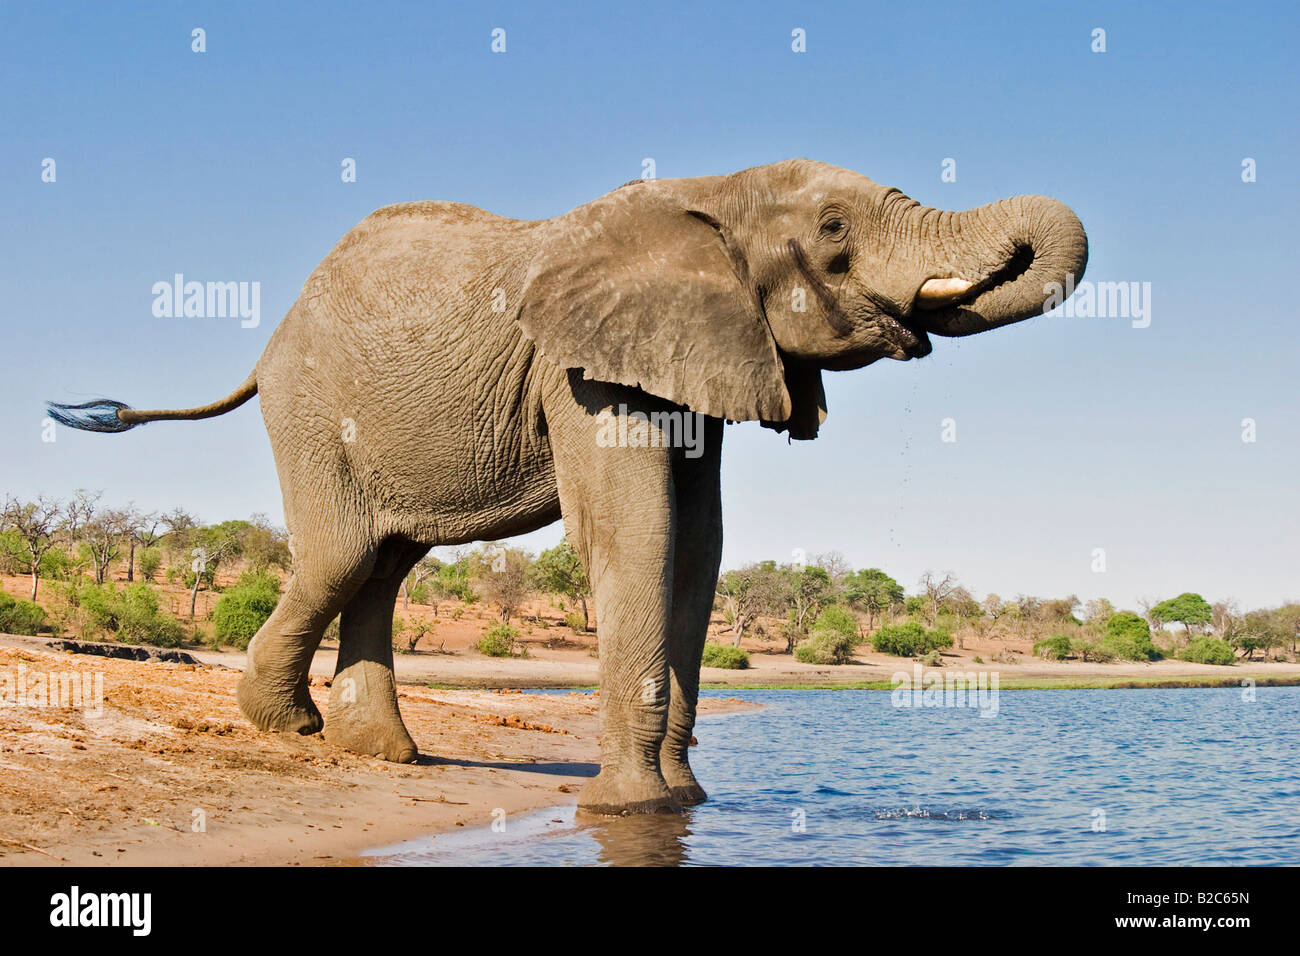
top-left (819, 218), bottom-right (847, 237)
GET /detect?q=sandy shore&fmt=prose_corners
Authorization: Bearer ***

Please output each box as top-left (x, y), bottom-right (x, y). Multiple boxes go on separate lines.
top-left (0, 638), bottom-right (753, 866)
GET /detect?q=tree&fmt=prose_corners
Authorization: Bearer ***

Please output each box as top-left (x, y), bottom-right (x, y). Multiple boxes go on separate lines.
top-left (785, 565), bottom-right (834, 642)
top-left (982, 592), bottom-right (1004, 621)
top-left (1238, 607), bottom-right (1292, 661)
top-left (919, 571), bottom-right (959, 627)
top-left (844, 568), bottom-right (904, 631)
top-left (81, 508), bottom-right (133, 585)
top-left (1152, 592), bottom-right (1213, 641)
top-left (124, 507), bottom-right (193, 582)
top-left (238, 514), bottom-right (291, 572)
top-left (715, 561), bottom-right (785, 647)
top-left (1103, 611), bottom-right (1159, 661)
top-left (184, 522), bottom-right (245, 617)
top-left (1276, 603), bottom-right (1300, 659)
top-left (943, 585), bottom-right (983, 648)
top-left (1, 496), bottom-right (63, 600)
top-left (812, 551), bottom-right (853, 588)
top-left (1040, 595), bottom-right (1081, 625)
top-left (1083, 598), bottom-right (1115, 633)
top-left (470, 544), bottom-right (534, 624)
top-left (529, 540), bottom-right (591, 629)
top-left (62, 489), bottom-right (100, 543)
top-left (401, 555), bottom-right (441, 611)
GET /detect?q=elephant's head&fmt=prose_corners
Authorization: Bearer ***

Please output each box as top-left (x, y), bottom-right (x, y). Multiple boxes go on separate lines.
top-left (518, 159), bottom-right (1087, 439)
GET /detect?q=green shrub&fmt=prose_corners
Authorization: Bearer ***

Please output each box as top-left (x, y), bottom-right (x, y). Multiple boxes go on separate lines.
top-left (872, 622), bottom-right (953, 657)
top-left (0, 591), bottom-right (47, 635)
top-left (213, 571), bottom-right (282, 650)
top-left (1033, 634), bottom-right (1073, 661)
top-left (1102, 612), bottom-right (1161, 661)
top-left (78, 581), bottom-right (184, 647)
top-left (872, 621), bottom-right (925, 656)
top-left (1179, 636), bottom-right (1236, 666)
top-left (136, 548), bottom-right (163, 582)
top-left (1071, 639), bottom-right (1116, 663)
top-left (920, 649), bottom-right (943, 667)
top-left (477, 624), bottom-right (520, 657)
top-left (926, 628), bottom-right (955, 651)
top-left (564, 611), bottom-right (588, 632)
top-left (795, 627), bottom-right (858, 664)
top-left (813, 605), bottom-right (859, 642)
top-left (700, 641), bottom-right (749, 669)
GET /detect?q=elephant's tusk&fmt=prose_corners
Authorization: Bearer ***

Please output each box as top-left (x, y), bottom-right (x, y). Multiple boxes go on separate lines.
top-left (915, 276), bottom-right (975, 309)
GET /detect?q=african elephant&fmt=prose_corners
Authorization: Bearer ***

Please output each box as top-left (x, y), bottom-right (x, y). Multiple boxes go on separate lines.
top-left (50, 159), bottom-right (1087, 814)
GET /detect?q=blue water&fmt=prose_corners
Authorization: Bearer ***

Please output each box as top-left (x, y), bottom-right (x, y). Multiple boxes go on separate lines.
top-left (365, 687), bottom-right (1300, 866)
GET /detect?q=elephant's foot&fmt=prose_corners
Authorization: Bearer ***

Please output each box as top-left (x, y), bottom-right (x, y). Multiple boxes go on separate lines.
top-left (661, 759), bottom-right (708, 806)
top-left (324, 660), bottom-right (418, 763)
top-left (236, 670), bottom-right (323, 736)
top-left (324, 718), bottom-right (418, 764)
top-left (577, 767), bottom-right (682, 816)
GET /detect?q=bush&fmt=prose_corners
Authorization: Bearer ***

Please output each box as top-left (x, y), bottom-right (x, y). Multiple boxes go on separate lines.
top-left (1071, 639), bottom-right (1116, 663)
top-left (564, 611), bottom-right (588, 632)
top-left (137, 548), bottom-right (162, 582)
top-left (920, 649), bottom-right (943, 667)
top-left (1102, 612), bottom-right (1161, 661)
top-left (700, 641), bottom-right (749, 669)
top-left (212, 571), bottom-right (282, 650)
top-left (477, 624), bottom-right (520, 657)
top-left (78, 581), bottom-right (184, 647)
top-left (1033, 634), bottom-right (1073, 661)
top-left (795, 626), bottom-right (859, 664)
top-left (872, 622), bottom-right (953, 657)
top-left (814, 605), bottom-right (860, 642)
top-left (1179, 636), bottom-right (1236, 666)
top-left (0, 591), bottom-right (47, 635)
top-left (872, 621), bottom-right (925, 656)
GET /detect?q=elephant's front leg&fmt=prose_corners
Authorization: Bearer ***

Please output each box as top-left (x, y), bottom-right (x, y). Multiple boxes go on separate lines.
top-left (661, 417), bottom-right (723, 806)
top-left (546, 378), bottom-right (680, 815)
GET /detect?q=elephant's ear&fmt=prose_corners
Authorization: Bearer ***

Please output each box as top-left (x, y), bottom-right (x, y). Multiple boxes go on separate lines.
top-left (518, 184), bottom-right (793, 425)
top-left (763, 359), bottom-right (827, 441)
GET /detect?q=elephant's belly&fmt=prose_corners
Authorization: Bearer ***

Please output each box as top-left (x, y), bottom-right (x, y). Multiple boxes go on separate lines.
top-left (352, 391), bottom-right (563, 549)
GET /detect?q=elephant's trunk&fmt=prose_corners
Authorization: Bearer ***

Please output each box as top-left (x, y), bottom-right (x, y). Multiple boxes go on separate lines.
top-left (912, 195), bottom-right (1088, 337)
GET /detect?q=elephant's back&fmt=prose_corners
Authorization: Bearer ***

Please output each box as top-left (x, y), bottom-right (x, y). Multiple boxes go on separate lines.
top-left (254, 200), bottom-right (559, 542)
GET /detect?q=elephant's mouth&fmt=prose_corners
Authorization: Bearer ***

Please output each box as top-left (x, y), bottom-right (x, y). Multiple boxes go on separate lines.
top-left (882, 312), bottom-right (932, 358)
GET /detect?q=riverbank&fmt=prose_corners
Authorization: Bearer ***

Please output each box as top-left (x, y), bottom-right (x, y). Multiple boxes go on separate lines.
top-left (0, 638), bottom-right (754, 866)
top-left (183, 638), bottom-right (1300, 691)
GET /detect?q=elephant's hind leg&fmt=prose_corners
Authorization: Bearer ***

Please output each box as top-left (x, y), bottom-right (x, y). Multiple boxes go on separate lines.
top-left (237, 536), bottom-right (374, 736)
top-left (323, 538), bottom-right (426, 763)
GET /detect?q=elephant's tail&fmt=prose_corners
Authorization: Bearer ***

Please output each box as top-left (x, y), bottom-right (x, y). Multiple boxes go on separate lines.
top-left (47, 370), bottom-right (258, 433)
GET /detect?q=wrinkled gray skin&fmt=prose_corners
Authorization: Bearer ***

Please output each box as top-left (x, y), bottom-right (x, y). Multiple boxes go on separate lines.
top-left (61, 160), bottom-right (1087, 814)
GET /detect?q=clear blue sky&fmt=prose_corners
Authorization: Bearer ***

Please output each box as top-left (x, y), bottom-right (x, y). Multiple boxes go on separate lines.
top-left (2, 1), bottom-right (1296, 611)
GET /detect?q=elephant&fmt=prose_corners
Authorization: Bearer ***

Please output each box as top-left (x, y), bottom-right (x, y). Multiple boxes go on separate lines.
top-left (49, 159), bottom-right (1087, 815)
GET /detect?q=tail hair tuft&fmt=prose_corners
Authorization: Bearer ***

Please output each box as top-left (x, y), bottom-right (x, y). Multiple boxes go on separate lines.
top-left (46, 399), bottom-right (137, 433)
